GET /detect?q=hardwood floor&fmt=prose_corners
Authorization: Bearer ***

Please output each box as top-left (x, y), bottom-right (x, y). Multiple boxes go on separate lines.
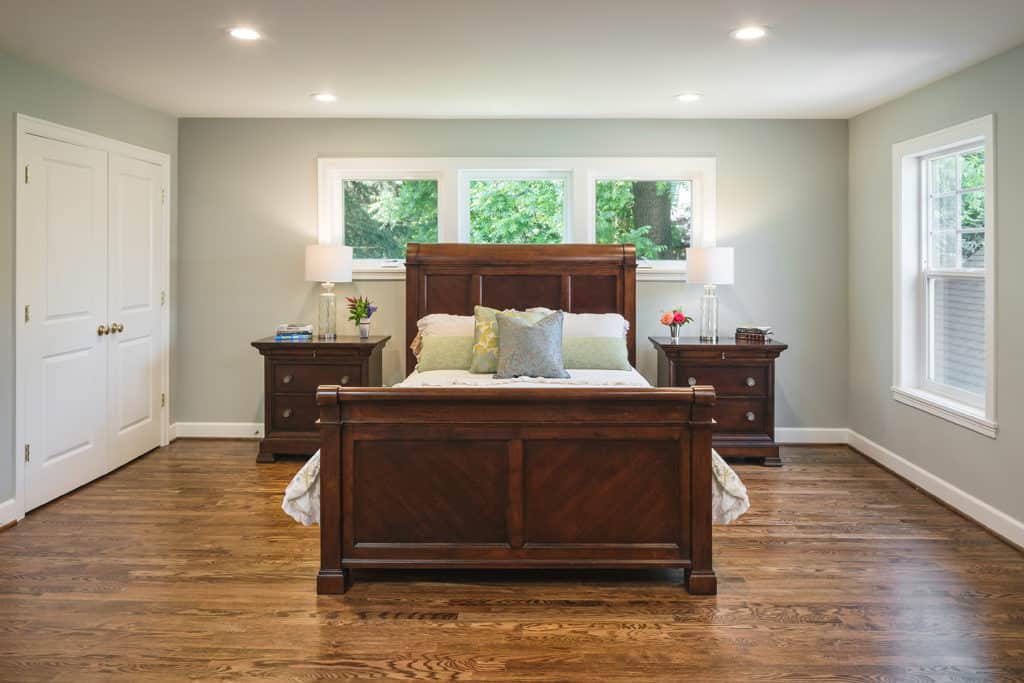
top-left (1, 441), bottom-right (1021, 682)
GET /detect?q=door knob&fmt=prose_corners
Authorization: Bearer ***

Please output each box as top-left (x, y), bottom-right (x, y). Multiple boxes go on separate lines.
top-left (282, 374), bottom-right (293, 384)
top-left (687, 377), bottom-right (696, 386)
top-left (114, 323), bottom-right (124, 333)
top-left (97, 324), bottom-right (109, 336)
top-left (282, 408), bottom-right (292, 419)
top-left (746, 377), bottom-right (756, 387)
top-left (340, 375), bottom-right (350, 385)
top-left (745, 411), bottom-right (756, 422)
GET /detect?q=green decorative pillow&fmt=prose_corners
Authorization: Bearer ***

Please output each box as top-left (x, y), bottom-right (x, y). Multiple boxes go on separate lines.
top-left (562, 337), bottom-right (631, 370)
top-left (494, 311), bottom-right (570, 379)
top-left (470, 306), bottom-right (546, 373)
top-left (416, 335), bottom-right (474, 372)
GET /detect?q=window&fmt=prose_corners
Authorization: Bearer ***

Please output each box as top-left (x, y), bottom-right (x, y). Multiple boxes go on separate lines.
top-left (892, 116), bottom-right (996, 437)
top-left (318, 157), bottom-right (716, 280)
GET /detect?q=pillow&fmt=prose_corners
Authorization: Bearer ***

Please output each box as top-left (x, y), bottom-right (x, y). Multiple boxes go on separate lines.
top-left (494, 311), bottom-right (570, 379)
top-left (528, 309), bottom-right (629, 337)
top-left (470, 306), bottom-right (546, 373)
top-left (415, 335), bottom-right (475, 372)
top-left (562, 337), bottom-right (630, 370)
top-left (412, 314), bottom-right (474, 360)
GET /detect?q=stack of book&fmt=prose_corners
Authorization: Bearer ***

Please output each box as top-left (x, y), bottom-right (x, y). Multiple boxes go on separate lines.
top-left (275, 324), bottom-right (314, 342)
top-left (735, 325), bottom-right (774, 343)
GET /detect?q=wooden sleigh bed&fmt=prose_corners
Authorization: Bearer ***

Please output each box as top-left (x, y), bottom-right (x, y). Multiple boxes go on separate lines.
top-left (315, 244), bottom-right (718, 595)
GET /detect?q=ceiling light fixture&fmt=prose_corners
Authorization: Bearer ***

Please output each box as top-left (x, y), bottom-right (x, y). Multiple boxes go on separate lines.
top-left (311, 93), bottom-right (338, 103)
top-left (675, 92), bottom-right (703, 103)
top-left (731, 26), bottom-right (767, 41)
top-left (228, 27), bottom-right (261, 41)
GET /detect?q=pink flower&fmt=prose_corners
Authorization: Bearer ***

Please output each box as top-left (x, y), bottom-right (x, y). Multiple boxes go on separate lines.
top-left (660, 312), bottom-right (674, 325)
top-left (673, 311), bottom-right (686, 324)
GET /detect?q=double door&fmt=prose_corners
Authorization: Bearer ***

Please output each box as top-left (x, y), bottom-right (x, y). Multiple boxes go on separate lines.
top-left (19, 130), bottom-right (167, 511)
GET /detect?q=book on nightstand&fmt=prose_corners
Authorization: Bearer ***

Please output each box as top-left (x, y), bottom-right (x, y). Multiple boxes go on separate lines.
top-left (735, 325), bottom-right (774, 343)
top-left (274, 323), bottom-right (313, 341)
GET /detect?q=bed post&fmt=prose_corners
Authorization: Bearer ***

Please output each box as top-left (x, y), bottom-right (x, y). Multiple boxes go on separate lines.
top-left (316, 386), bottom-right (349, 594)
top-left (687, 386), bottom-right (718, 595)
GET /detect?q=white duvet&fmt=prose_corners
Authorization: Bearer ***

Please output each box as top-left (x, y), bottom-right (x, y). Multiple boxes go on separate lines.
top-left (282, 369), bottom-right (750, 526)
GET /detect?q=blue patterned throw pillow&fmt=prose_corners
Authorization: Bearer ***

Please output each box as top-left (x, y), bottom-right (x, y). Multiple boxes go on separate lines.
top-left (494, 311), bottom-right (570, 379)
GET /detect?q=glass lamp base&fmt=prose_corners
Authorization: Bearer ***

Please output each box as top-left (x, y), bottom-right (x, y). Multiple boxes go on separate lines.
top-left (318, 283), bottom-right (337, 339)
top-left (700, 284), bottom-right (719, 343)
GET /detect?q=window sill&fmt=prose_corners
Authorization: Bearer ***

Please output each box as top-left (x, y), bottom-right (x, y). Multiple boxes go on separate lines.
top-left (891, 386), bottom-right (997, 438)
top-left (352, 263), bottom-right (689, 283)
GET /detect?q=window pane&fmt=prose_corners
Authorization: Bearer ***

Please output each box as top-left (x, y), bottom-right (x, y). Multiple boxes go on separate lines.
top-left (960, 150), bottom-right (984, 189)
top-left (930, 277), bottom-right (985, 395)
top-left (960, 190), bottom-right (984, 229)
top-left (930, 156), bottom-right (956, 194)
top-left (932, 194), bottom-right (956, 230)
top-left (594, 180), bottom-right (692, 260)
top-left (469, 180), bottom-right (564, 244)
top-left (343, 180), bottom-right (438, 259)
top-left (961, 232), bottom-right (985, 268)
top-left (930, 230), bottom-right (957, 269)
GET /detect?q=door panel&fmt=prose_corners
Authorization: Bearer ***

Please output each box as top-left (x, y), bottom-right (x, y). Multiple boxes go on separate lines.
top-left (107, 154), bottom-right (163, 468)
top-left (23, 135), bottom-right (109, 510)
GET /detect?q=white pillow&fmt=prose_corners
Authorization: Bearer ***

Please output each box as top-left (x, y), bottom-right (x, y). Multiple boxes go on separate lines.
top-left (528, 308), bottom-right (629, 337)
top-left (417, 313), bottom-right (475, 337)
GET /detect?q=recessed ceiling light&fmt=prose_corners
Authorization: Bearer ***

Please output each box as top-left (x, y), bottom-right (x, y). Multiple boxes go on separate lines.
top-left (675, 92), bottom-right (702, 103)
top-left (732, 26), bottom-right (767, 41)
top-left (227, 27), bottom-right (261, 41)
top-left (311, 93), bottom-right (337, 103)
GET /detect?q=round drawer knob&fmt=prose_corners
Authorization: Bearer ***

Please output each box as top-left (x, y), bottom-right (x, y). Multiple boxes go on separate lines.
top-left (282, 408), bottom-right (292, 419)
top-left (340, 375), bottom-right (350, 386)
top-left (746, 377), bottom-right (756, 387)
top-left (687, 377), bottom-right (697, 387)
top-left (745, 411), bottom-right (756, 422)
top-left (282, 374), bottom-right (293, 384)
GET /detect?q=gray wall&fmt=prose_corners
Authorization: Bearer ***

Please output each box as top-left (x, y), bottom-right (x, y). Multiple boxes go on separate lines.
top-left (177, 118), bottom-right (848, 430)
top-left (849, 44), bottom-right (1024, 522)
top-left (0, 51), bottom-right (178, 503)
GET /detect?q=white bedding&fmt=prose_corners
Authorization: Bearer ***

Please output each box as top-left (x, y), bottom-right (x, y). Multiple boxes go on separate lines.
top-left (282, 369), bottom-right (750, 526)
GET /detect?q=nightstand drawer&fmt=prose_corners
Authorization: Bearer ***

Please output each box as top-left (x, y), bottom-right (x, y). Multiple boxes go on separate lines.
top-left (273, 363), bottom-right (363, 394)
top-left (270, 394), bottom-right (320, 432)
top-left (672, 365), bottom-right (768, 397)
top-left (714, 398), bottom-right (768, 433)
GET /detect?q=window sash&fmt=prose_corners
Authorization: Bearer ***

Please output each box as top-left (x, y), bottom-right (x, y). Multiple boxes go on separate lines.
top-left (921, 271), bottom-right (985, 408)
top-left (921, 144), bottom-right (985, 273)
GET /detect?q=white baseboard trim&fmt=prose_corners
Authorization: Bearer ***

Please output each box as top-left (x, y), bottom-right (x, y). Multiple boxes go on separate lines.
top-left (0, 497), bottom-right (21, 528)
top-left (775, 428), bottom-right (851, 444)
top-left (171, 422), bottom-right (264, 439)
top-left (847, 429), bottom-right (1024, 548)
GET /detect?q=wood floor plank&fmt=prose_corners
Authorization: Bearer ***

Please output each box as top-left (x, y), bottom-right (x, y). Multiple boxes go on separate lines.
top-left (1, 441), bottom-right (1021, 682)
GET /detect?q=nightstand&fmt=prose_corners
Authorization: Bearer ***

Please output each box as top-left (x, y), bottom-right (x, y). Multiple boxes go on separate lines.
top-left (649, 336), bottom-right (788, 466)
top-left (251, 336), bottom-right (389, 462)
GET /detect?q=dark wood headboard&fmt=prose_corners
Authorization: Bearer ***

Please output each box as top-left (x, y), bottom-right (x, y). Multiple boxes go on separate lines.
top-left (405, 243), bottom-right (637, 374)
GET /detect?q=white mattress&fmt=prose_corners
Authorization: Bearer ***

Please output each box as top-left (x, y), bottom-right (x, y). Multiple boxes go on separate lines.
top-left (398, 367), bottom-right (651, 388)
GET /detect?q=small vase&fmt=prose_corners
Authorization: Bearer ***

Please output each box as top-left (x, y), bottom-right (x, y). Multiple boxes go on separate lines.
top-left (358, 320), bottom-right (371, 340)
top-left (669, 323), bottom-right (681, 342)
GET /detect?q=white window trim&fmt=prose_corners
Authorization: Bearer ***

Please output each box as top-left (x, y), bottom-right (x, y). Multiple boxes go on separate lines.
top-left (891, 115), bottom-right (996, 438)
top-left (317, 156), bottom-right (717, 281)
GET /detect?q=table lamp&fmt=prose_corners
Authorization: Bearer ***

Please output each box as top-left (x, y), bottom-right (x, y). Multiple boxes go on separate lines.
top-left (686, 247), bottom-right (734, 342)
top-left (305, 244), bottom-right (353, 339)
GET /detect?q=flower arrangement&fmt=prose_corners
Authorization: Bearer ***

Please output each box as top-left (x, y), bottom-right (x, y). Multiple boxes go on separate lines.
top-left (346, 296), bottom-right (377, 324)
top-left (659, 307), bottom-right (692, 340)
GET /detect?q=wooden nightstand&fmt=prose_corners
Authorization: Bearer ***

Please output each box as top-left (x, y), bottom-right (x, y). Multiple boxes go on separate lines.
top-left (251, 336), bottom-right (389, 462)
top-left (649, 336), bottom-right (788, 466)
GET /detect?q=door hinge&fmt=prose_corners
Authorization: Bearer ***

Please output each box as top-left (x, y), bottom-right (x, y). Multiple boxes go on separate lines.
top-left (161, 393), bottom-right (166, 408)
top-left (24, 304), bottom-right (30, 323)
top-left (24, 444), bottom-right (30, 463)
top-left (160, 290), bottom-right (166, 306)
top-left (24, 164), bottom-right (30, 184)
top-left (161, 188), bottom-right (166, 205)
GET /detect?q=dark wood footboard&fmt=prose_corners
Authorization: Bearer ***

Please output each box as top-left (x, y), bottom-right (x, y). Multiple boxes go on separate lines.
top-left (315, 385), bottom-right (717, 595)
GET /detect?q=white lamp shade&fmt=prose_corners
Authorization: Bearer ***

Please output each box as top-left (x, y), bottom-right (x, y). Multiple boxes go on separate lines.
top-left (305, 244), bottom-right (353, 283)
top-left (686, 247), bottom-right (734, 285)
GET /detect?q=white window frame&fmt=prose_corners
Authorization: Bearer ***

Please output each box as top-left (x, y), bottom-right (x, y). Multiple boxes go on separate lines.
top-left (891, 115), bottom-right (996, 438)
top-left (318, 157), bottom-right (717, 281)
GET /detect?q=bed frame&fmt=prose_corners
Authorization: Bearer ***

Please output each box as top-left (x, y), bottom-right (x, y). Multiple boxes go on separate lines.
top-left (315, 244), bottom-right (717, 595)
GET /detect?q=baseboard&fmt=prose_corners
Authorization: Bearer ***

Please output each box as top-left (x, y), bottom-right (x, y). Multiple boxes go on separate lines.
top-left (775, 427), bottom-right (851, 444)
top-left (0, 497), bottom-right (21, 528)
top-left (171, 422), bottom-right (264, 439)
top-left (847, 429), bottom-right (1024, 549)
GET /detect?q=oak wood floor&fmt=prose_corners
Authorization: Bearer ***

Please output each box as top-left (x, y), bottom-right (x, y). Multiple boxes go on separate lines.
top-left (1, 441), bottom-right (1022, 682)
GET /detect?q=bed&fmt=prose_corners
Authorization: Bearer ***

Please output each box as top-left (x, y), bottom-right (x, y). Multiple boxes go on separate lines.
top-left (311, 244), bottom-right (730, 595)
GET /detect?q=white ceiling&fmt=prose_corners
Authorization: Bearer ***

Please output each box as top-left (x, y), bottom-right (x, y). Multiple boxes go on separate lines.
top-left (1, 0), bottom-right (1023, 119)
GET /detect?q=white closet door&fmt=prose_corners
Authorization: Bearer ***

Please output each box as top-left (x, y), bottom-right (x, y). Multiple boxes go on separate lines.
top-left (107, 154), bottom-right (163, 468)
top-left (22, 135), bottom-right (110, 510)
